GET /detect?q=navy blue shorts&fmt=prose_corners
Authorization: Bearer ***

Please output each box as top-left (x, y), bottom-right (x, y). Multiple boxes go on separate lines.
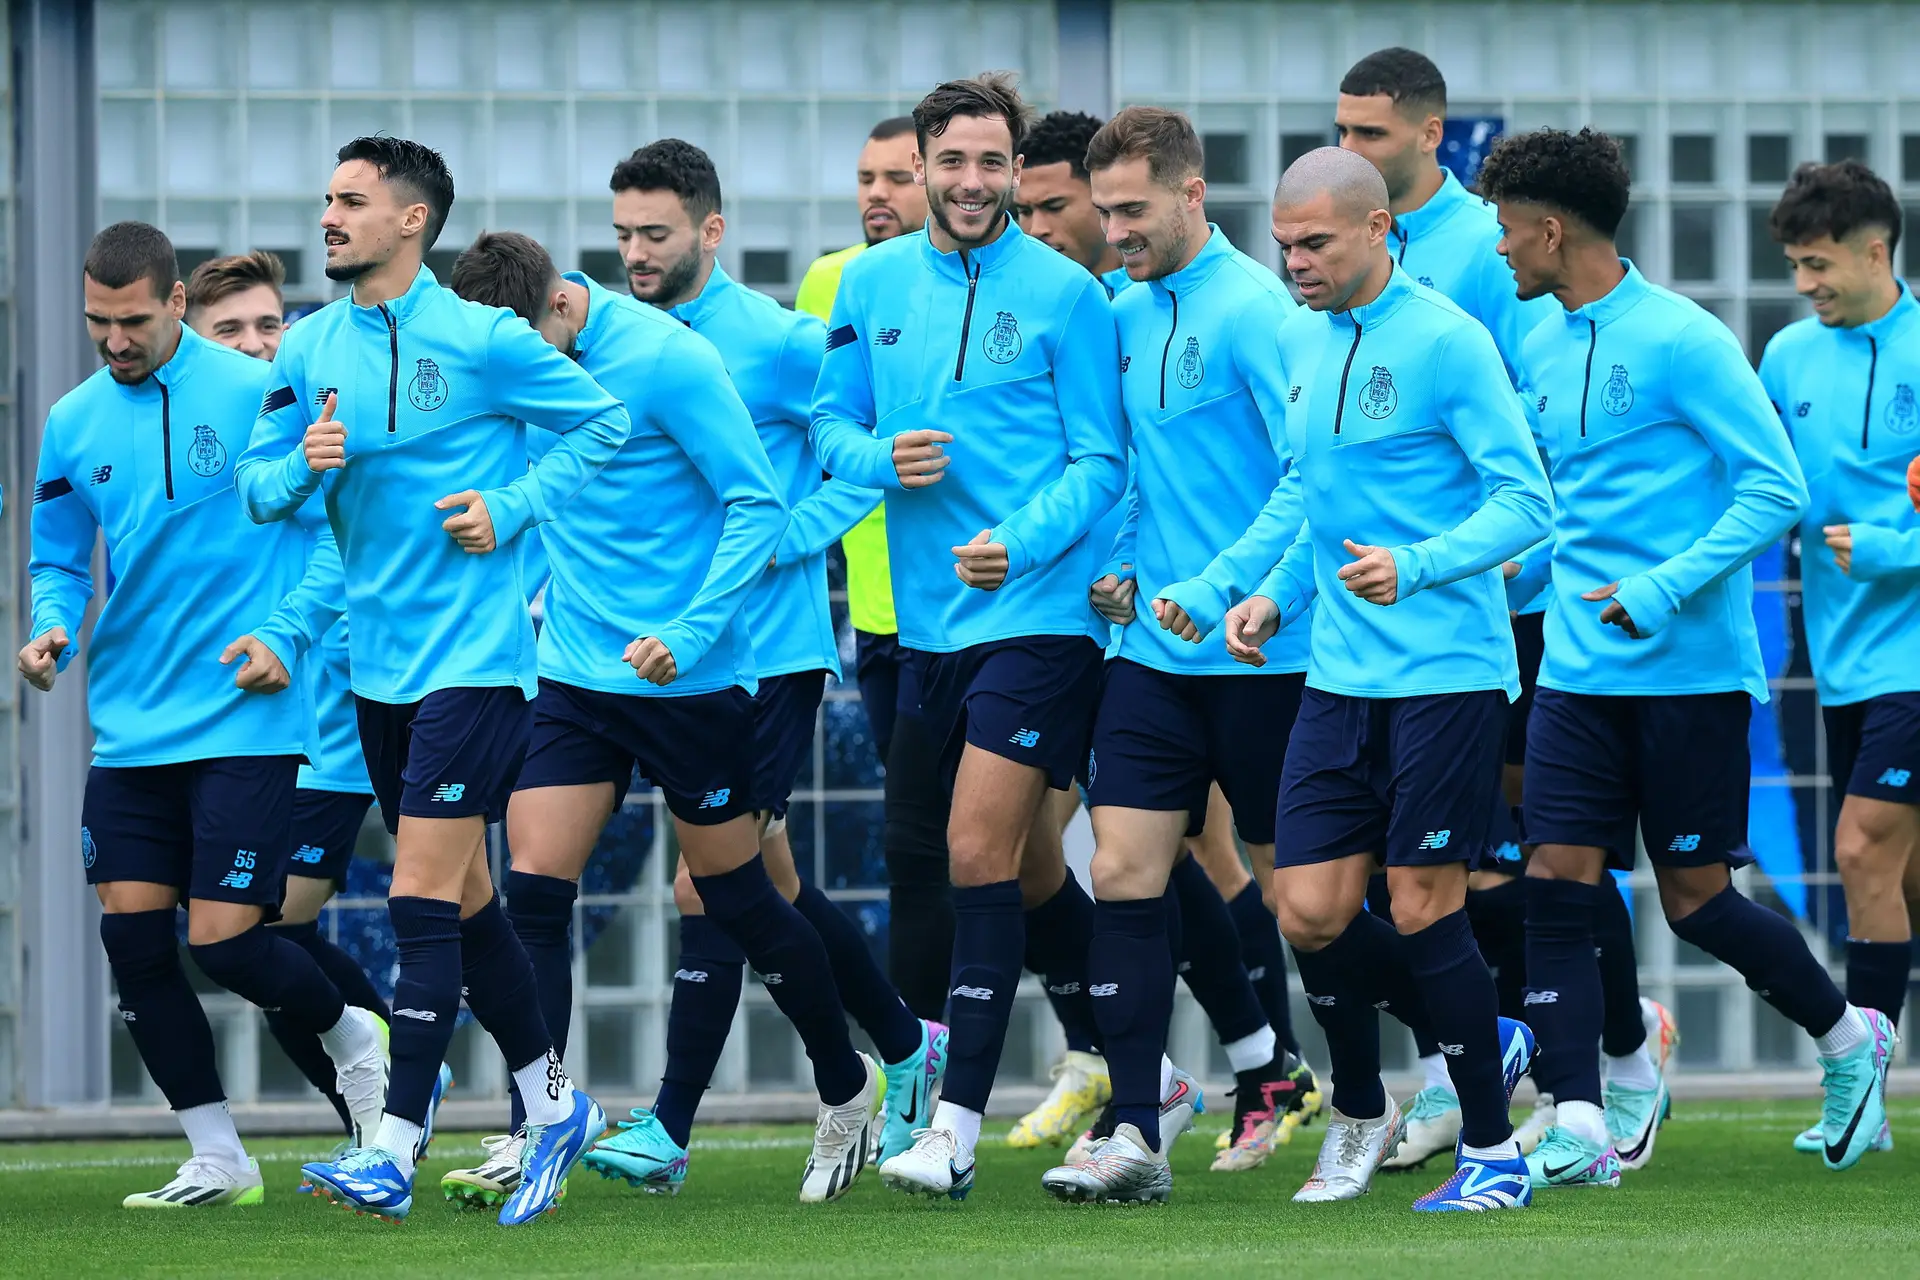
top-left (1506, 610), bottom-right (1546, 767)
top-left (356, 685), bottom-right (532, 834)
top-left (1823, 692), bottom-right (1920, 805)
top-left (753, 669), bottom-right (828, 819)
top-left (1525, 687), bottom-right (1752, 871)
top-left (81, 755), bottom-right (301, 910)
top-left (516, 678), bottom-right (755, 826)
top-left (910, 636), bottom-right (1104, 792)
top-left (1275, 688), bottom-right (1507, 869)
top-left (1086, 659), bottom-right (1303, 844)
top-left (286, 789), bottom-right (377, 886)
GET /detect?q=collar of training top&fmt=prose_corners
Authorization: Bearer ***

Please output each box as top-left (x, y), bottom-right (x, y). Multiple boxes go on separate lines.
top-left (1327, 259), bottom-right (1417, 332)
top-left (1851, 280), bottom-right (1920, 344)
top-left (666, 260), bottom-right (737, 329)
top-left (1565, 258), bottom-right (1650, 328)
top-left (349, 262), bottom-right (439, 329)
top-left (1148, 223), bottom-right (1234, 299)
top-left (1389, 166), bottom-right (1473, 243)
top-left (563, 271), bottom-right (623, 360)
top-left (134, 317), bottom-right (210, 392)
top-left (916, 211), bottom-right (1023, 279)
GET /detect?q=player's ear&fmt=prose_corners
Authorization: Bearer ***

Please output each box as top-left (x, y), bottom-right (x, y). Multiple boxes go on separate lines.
top-left (702, 211), bottom-right (726, 253)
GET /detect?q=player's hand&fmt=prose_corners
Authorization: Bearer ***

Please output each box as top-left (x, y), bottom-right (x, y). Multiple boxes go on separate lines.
top-left (953, 530), bottom-right (1009, 591)
top-left (893, 429), bottom-right (953, 489)
top-left (436, 490), bottom-right (497, 554)
top-left (1151, 596), bottom-right (1201, 642)
top-left (220, 635), bottom-right (290, 694)
top-left (1581, 582), bottom-right (1642, 639)
top-left (1336, 539), bottom-right (1399, 605)
top-left (624, 636), bottom-right (678, 686)
top-left (1089, 574), bottom-right (1136, 624)
top-left (304, 392), bottom-right (346, 472)
top-left (1824, 523), bottom-right (1854, 576)
top-left (18, 627), bottom-right (68, 692)
top-left (1223, 596), bottom-right (1281, 667)
top-left (1502, 560), bottom-right (1522, 579)
top-left (1908, 454), bottom-right (1920, 511)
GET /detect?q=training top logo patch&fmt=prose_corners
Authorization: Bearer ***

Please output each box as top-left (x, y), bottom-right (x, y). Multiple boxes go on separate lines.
top-left (187, 425), bottom-right (227, 477)
top-left (1175, 336), bottom-right (1204, 389)
top-left (1601, 363), bottom-right (1634, 416)
top-left (1886, 384), bottom-right (1917, 436)
top-left (408, 358), bottom-right (449, 411)
top-left (1358, 365), bottom-right (1397, 419)
top-left (983, 311), bottom-right (1022, 364)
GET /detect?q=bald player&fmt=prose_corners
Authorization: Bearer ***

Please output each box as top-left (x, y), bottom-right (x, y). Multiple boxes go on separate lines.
top-left (1206, 148), bottom-right (1550, 1211)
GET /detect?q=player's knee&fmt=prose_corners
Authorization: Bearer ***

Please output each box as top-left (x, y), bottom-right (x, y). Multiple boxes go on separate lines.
top-left (673, 866), bottom-right (705, 917)
top-left (184, 900), bottom-right (263, 947)
top-left (186, 924), bottom-right (270, 991)
top-left (96, 881), bottom-right (179, 915)
top-left (99, 909), bottom-right (180, 986)
top-left (1089, 847), bottom-right (1159, 902)
top-left (1654, 863), bottom-right (1729, 923)
top-left (276, 874), bottom-right (333, 925)
top-left (1275, 899), bottom-right (1345, 951)
top-left (948, 826), bottom-right (1017, 887)
top-left (1834, 812), bottom-right (1909, 885)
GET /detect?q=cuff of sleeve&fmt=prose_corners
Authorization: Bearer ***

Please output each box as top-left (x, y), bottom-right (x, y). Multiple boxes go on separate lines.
top-left (251, 617), bottom-right (306, 673)
top-left (1847, 524), bottom-right (1915, 579)
top-left (1100, 553), bottom-right (1137, 582)
top-left (1155, 579), bottom-right (1230, 640)
top-left (776, 519), bottom-right (809, 565)
top-left (480, 485), bottom-right (538, 546)
top-left (651, 623), bottom-right (706, 678)
top-left (1610, 575), bottom-right (1675, 637)
top-left (32, 620), bottom-right (78, 673)
top-left (993, 525), bottom-right (1034, 582)
top-left (1389, 544), bottom-right (1429, 599)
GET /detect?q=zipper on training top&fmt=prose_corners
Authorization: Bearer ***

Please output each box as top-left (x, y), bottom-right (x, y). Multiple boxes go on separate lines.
top-left (1159, 290), bottom-right (1180, 409)
top-left (1394, 226), bottom-right (1408, 264)
top-left (157, 379), bottom-right (175, 500)
top-left (1578, 317), bottom-right (1598, 438)
top-left (953, 254), bottom-right (980, 381)
top-left (380, 304), bottom-right (399, 432)
top-left (1332, 321), bottom-right (1364, 434)
top-left (1861, 335), bottom-right (1879, 449)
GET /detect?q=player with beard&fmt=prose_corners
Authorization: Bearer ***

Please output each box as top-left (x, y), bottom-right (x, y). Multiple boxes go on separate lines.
top-left (811, 72), bottom-right (1126, 1201)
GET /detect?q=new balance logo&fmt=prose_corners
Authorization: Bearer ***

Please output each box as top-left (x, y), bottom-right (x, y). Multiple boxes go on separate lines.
top-left (314, 386), bottom-right (338, 408)
top-left (1668, 834), bottom-right (1701, 852)
top-left (217, 870), bottom-right (253, 889)
top-left (120, 1009), bottom-right (137, 1022)
top-left (1524, 990), bottom-right (1559, 1005)
top-left (1288, 385), bottom-right (1302, 402)
top-left (1877, 768), bottom-right (1912, 787)
top-left (1009, 728), bottom-right (1041, 748)
top-left (1120, 356), bottom-right (1132, 373)
top-left (393, 1008), bottom-right (438, 1022)
top-left (90, 465), bottom-right (113, 485)
top-left (1046, 981), bottom-right (1081, 995)
top-left (1417, 829), bottom-right (1451, 850)
top-left (1307, 994), bottom-right (1336, 1006)
top-left (700, 788), bottom-right (732, 809)
top-left (292, 844), bottom-right (325, 864)
top-left (432, 783), bottom-right (466, 802)
top-left (1089, 983), bottom-right (1119, 997)
top-left (952, 985), bottom-right (995, 1000)
top-left (674, 968), bottom-right (709, 983)
top-left (1438, 1042), bottom-right (1465, 1056)
top-left (761, 973), bottom-right (783, 985)
top-left (1247, 965), bottom-right (1267, 981)
top-left (874, 328), bottom-right (902, 346)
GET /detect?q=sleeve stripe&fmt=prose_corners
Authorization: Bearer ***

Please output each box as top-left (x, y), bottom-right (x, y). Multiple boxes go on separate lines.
top-left (32, 477), bottom-right (73, 503)
top-left (259, 384), bottom-right (297, 416)
top-left (824, 324), bottom-right (857, 353)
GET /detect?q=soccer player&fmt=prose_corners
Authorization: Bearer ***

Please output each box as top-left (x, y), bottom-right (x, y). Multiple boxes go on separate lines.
top-left (1034, 107), bottom-right (1316, 1205)
top-left (236, 137), bottom-right (623, 1225)
top-left (1477, 126), bottom-right (1896, 1186)
top-left (796, 118), bottom-right (955, 1026)
top-left (1217, 147), bottom-right (1549, 1211)
top-left (1335, 46), bottom-right (1665, 1163)
top-left (185, 251), bottom-right (408, 1163)
top-left (812, 72), bottom-right (1126, 1201)
top-left (1014, 109), bottom-right (1129, 297)
top-left (1760, 159), bottom-right (1918, 1155)
top-left (22, 222), bottom-right (390, 1208)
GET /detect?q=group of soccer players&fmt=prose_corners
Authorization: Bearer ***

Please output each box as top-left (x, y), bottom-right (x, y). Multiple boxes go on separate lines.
top-left (24, 41), bottom-right (1913, 1223)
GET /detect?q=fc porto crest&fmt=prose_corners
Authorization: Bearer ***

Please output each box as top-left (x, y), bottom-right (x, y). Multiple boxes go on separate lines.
top-left (1358, 365), bottom-right (1397, 419)
top-left (982, 311), bottom-right (1022, 364)
top-left (1601, 363), bottom-right (1634, 416)
top-left (1175, 336), bottom-right (1204, 389)
top-left (81, 826), bottom-right (96, 870)
top-left (1887, 383), bottom-right (1917, 436)
top-left (408, 358), bottom-right (449, 411)
top-left (187, 424), bottom-right (227, 477)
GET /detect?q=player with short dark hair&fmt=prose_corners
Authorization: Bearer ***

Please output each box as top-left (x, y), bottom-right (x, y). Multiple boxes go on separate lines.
top-left (22, 221), bottom-right (391, 1209)
top-left (237, 137), bottom-right (628, 1225)
top-left (813, 72), bottom-right (1126, 1201)
top-left (1481, 126), bottom-right (1894, 1187)
top-left (1014, 110), bottom-right (1127, 295)
top-left (1220, 147), bottom-right (1551, 1211)
top-left (1760, 158), bottom-right (1917, 1156)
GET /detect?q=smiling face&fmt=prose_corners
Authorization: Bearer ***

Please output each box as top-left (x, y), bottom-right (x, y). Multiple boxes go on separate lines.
top-left (857, 132), bottom-right (927, 245)
top-left (1783, 230), bottom-right (1893, 327)
top-left (190, 283), bottom-right (285, 360)
top-left (1089, 155), bottom-right (1204, 282)
top-left (917, 113), bottom-right (1021, 250)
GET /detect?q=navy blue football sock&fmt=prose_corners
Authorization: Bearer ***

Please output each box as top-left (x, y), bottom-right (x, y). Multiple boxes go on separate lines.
top-left (1024, 875), bottom-right (1101, 1055)
top-left (1465, 877), bottom-right (1529, 1022)
top-left (384, 896), bottom-right (464, 1125)
top-left (1170, 856), bottom-right (1267, 1045)
top-left (1337, 906), bottom-right (1436, 1047)
top-left (1522, 876), bottom-right (1604, 1107)
top-left (1289, 917), bottom-right (1385, 1119)
top-left (459, 895), bottom-right (555, 1081)
top-left (260, 1000), bottom-right (355, 1134)
top-left (1593, 880), bottom-right (1648, 1056)
top-left (1668, 886), bottom-right (1847, 1037)
top-left (265, 919), bottom-right (372, 1133)
top-left (883, 711), bottom-right (956, 1022)
top-left (1228, 880), bottom-right (1300, 1057)
top-left (102, 911), bottom-right (226, 1112)
top-left (1402, 908), bottom-right (1512, 1148)
top-left (503, 872), bottom-right (577, 1131)
top-left (692, 856), bottom-right (864, 1106)
top-left (189, 924), bottom-right (348, 1034)
top-left (277, 917), bottom-right (391, 1022)
top-left (941, 880), bottom-right (1025, 1114)
top-left (794, 884), bottom-right (921, 1064)
top-left (655, 915), bottom-right (746, 1148)
top-left (1846, 939), bottom-right (1911, 1029)
top-left (1090, 896), bottom-right (1172, 1151)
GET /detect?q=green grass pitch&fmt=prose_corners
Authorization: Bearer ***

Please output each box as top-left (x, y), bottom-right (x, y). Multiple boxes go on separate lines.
top-left (3, 1100), bottom-right (1916, 1278)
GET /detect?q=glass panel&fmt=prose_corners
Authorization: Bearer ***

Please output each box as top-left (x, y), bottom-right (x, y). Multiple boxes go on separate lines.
top-left (576, 102), bottom-right (642, 196)
top-left (98, 1), bottom-right (156, 90)
top-left (1280, 132), bottom-right (1327, 171)
top-left (247, 100), bottom-right (322, 195)
top-left (579, 248), bottom-right (626, 287)
top-left (746, 1002), bottom-right (799, 1086)
top-left (1748, 204), bottom-right (1788, 281)
top-left (1674, 987), bottom-right (1723, 1067)
top-left (585, 1007), bottom-right (635, 1092)
top-left (1905, 136), bottom-right (1920, 183)
top-left (247, 5), bottom-right (321, 90)
top-left (1748, 134), bottom-right (1791, 184)
top-left (99, 99), bottom-right (159, 196)
top-left (1748, 300), bottom-right (1800, 363)
top-left (656, 6), bottom-right (719, 92)
top-left (165, 100), bottom-right (239, 195)
top-left (573, 1), bottom-right (639, 92)
top-left (1671, 205), bottom-right (1718, 281)
top-left (741, 248), bottom-right (790, 286)
top-left (1614, 204), bottom-right (1641, 264)
top-left (1906, 209), bottom-right (1920, 279)
top-left (823, 800), bottom-right (884, 889)
top-left (328, 3), bottom-right (394, 90)
top-left (1825, 134), bottom-right (1870, 165)
top-left (1671, 134), bottom-right (1716, 184)
top-left (493, 9), bottom-right (562, 91)
top-left (1203, 133), bottom-right (1248, 186)
top-left (163, 2), bottom-right (236, 90)
top-left (585, 902), bottom-right (635, 988)
top-left (493, 102), bottom-right (566, 198)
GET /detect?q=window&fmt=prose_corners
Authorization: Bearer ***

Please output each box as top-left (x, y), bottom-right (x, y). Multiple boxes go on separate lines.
top-left (1202, 133), bottom-right (1248, 185)
top-left (1748, 134), bottom-right (1791, 184)
top-left (1671, 134), bottom-right (1716, 184)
